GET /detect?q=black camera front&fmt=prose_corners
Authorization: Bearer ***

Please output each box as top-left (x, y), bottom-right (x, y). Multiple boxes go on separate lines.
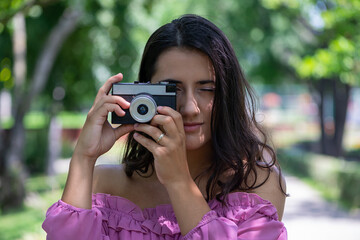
top-left (111, 82), bottom-right (177, 124)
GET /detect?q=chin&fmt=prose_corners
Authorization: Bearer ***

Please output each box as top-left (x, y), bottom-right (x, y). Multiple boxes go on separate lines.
top-left (185, 136), bottom-right (211, 151)
top-left (186, 143), bottom-right (202, 151)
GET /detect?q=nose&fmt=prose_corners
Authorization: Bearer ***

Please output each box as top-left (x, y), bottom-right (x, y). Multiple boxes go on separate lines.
top-left (178, 92), bottom-right (200, 117)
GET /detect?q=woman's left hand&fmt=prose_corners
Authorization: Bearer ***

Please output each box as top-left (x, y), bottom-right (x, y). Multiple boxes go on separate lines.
top-left (134, 106), bottom-right (212, 236)
top-left (133, 106), bottom-right (191, 188)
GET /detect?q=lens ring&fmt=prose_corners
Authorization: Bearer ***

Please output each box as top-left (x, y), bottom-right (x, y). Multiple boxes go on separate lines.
top-left (129, 94), bottom-right (157, 123)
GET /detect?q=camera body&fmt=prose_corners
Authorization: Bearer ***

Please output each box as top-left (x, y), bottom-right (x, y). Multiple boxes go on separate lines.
top-left (111, 82), bottom-right (177, 124)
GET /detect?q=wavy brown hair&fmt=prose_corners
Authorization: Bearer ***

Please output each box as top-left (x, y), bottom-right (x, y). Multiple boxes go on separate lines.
top-left (122, 14), bottom-right (286, 202)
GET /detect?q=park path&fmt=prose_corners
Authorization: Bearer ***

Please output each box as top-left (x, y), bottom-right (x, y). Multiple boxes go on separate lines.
top-left (283, 174), bottom-right (360, 240)
top-left (54, 159), bottom-right (360, 239)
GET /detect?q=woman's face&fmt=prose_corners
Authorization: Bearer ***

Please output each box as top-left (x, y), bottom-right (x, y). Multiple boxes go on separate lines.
top-left (151, 47), bottom-right (215, 150)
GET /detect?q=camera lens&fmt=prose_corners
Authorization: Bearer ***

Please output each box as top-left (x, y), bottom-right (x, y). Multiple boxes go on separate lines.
top-left (129, 94), bottom-right (157, 123)
top-left (137, 104), bottom-right (148, 115)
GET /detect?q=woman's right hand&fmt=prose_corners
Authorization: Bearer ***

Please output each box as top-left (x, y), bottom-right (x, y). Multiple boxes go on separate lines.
top-left (74, 73), bottom-right (134, 163)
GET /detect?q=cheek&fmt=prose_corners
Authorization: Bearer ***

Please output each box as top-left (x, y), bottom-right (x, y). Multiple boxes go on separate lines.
top-left (203, 98), bottom-right (214, 117)
top-left (201, 99), bottom-right (213, 135)
top-left (205, 100), bottom-right (214, 130)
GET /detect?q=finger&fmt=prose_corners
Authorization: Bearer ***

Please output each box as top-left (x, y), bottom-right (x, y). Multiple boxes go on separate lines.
top-left (156, 106), bottom-right (184, 134)
top-left (94, 73), bottom-right (123, 103)
top-left (133, 132), bottom-right (163, 152)
top-left (113, 124), bottom-right (135, 140)
top-left (93, 95), bottom-right (130, 113)
top-left (150, 114), bottom-right (179, 137)
top-left (134, 123), bottom-right (168, 144)
top-left (90, 102), bottom-right (125, 123)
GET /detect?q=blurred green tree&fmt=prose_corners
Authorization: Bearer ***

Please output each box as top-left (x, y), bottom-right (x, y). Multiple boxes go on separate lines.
top-left (260, 0), bottom-right (359, 156)
top-left (1, 0), bottom-right (357, 210)
top-left (0, 0), bottom-right (151, 210)
top-left (294, 0), bottom-right (359, 156)
top-left (0, 0), bottom-right (306, 209)
top-left (0, 0), bottom-right (82, 210)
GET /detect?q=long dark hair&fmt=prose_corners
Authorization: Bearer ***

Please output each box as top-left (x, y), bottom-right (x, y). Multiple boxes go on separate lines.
top-left (123, 14), bottom-right (285, 202)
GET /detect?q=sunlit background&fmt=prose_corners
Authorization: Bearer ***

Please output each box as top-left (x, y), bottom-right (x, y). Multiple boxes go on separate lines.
top-left (0, 0), bottom-right (359, 239)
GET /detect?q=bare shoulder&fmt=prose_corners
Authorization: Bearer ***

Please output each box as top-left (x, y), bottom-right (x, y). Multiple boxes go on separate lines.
top-left (92, 164), bottom-right (170, 209)
top-left (92, 164), bottom-right (128, 195)
top-left (250, 164), bottom-right (287, 220)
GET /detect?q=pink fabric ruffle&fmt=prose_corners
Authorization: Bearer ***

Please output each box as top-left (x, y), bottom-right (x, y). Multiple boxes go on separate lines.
top-left (43, 192), bottom-right (287, 240)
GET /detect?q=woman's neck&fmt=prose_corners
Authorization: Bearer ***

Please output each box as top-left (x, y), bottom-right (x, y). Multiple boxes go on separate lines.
top-left (186, 141), bottom-right (213, 179)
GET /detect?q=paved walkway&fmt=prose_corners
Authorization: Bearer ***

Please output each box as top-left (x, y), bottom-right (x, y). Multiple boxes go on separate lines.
top-left (283, 175), bottom-right (360, 240)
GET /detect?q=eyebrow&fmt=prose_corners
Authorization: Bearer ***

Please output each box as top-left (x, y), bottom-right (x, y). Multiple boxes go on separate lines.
top-left (160, 79), bottom-right (215, 85)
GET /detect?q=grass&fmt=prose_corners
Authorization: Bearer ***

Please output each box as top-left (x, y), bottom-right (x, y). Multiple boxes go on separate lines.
top-left (0, 206), bottom-right (48, 240)
top-left (1, 111), bottom-right (87, 129)
top-left (58, 111), bottom-right (87, 129)
top-left (0, 142), bottom-right (123, 240)
top-left (0, 174), bottom-right (67, 240)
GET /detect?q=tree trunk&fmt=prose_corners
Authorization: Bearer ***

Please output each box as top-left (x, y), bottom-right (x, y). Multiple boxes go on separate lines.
top-left (46, 112), bottom-right (62, 184)
top-left (1, 118), bottom-right (27, 209)
top-left (0, 9), bottom-right (81, 210)
top-left (314, 79), bottom-right (350, 157)
top-left (333, 80), bottom-right (350, 156)
top-left (0, 13), bottom-right (28, 210)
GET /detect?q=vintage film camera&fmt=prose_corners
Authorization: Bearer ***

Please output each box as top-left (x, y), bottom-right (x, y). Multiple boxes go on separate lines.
top-left (111, 82), bottom-right (177, 124)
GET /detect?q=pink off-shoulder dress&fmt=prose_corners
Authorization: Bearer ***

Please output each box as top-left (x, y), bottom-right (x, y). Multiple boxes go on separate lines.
top-left (42, 192), bottom-right (287, 240)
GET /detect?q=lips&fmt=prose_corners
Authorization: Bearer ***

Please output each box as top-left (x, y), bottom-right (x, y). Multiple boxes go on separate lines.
top-left (183, 122), bottom-right (203, 132)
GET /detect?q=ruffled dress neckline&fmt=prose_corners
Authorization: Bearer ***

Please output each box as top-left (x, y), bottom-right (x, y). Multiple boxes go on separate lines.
top-left (92, 191), bottom-right (278, 222)
top-left (43, 190), bottom-right (286, 239)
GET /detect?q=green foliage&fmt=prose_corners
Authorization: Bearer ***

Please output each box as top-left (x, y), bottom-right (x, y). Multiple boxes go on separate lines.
top-left (295, 33), bottom-right (359, 85)
top-left (0, 0), bottom-right (28, 20)
top-left (57, 111), bottom-right (86, 128)
top-left (24, 111), bottom-right (49, 129)
top-left (0, 32), bottom-right (13, 90)
top-left (338, 168), bottom-right (360, 209)
top-left (25, 128), bottom-right (48, 173)
top-left (259, 0), bottom-right (360, 86)
top-left (61, 139), bottom-right (75, 158)
top-left (279, 148), bottom-right (360, 210)
top-left (0, 206), bottom-right (46, 240)
top-left (26, 173), bottom-right (67, 193)
top-left (1, 0), bottom-right (359, 111)
top-left (296, 0), bottom-right (359, 85)
top-left (0, 0), bottom-right (358, 207)
top-left (1, 111), bottom-right (86, 129)
top-left (2, 0), bottom-right (331, 110)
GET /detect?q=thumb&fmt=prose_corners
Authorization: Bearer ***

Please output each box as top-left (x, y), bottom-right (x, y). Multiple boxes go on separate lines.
top-left (114, 124), bottom-right (134, 140)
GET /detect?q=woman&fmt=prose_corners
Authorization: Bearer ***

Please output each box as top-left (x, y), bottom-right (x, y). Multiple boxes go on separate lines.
top-left (43, 14), bottom-right (287, 239)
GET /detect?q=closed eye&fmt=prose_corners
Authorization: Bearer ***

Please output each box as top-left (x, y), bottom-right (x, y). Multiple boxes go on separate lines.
top-left (197, 80), bottom-right (215, 92)
top-left (200, 88), bottom-right (215, 92)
